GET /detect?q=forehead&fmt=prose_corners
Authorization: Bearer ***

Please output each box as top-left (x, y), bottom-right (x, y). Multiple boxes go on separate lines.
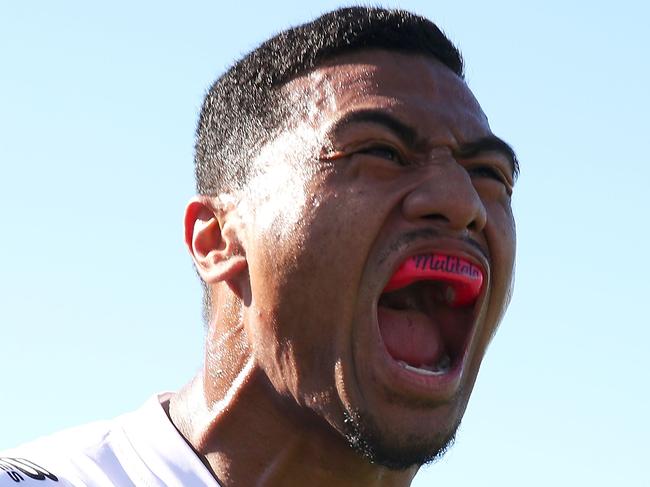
top-left (284, 50), bottom-right (491, 144)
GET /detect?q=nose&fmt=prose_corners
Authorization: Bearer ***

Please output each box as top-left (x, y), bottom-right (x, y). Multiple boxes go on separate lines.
top-left (401, 162), bottom-right (487, 233)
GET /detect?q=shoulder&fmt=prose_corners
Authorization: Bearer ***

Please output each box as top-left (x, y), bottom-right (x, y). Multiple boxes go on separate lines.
top-left (0, 393), bottom-right (218, 487)
top-left (0, 418), bottom-right (132, 486)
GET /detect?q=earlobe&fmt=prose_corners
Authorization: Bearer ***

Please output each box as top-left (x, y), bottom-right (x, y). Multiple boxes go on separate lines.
top-left (184, 197), bottom-right (247, 285)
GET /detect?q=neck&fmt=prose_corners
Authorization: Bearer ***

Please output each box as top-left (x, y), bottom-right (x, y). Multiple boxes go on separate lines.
top-left (168, 366), bottom-right (417, 487)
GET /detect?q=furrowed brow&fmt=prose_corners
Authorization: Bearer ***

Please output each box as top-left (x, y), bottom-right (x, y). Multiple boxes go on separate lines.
top-left (330, 109), bottom-right (428, 151)
top-left (329, 110), bottom-right (519, 179)
top-left (453, 135), bottom-right (520, 179)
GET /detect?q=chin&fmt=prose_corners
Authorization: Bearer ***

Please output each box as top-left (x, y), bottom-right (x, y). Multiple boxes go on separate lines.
top-left (341, 406), bottom-right (461, 470)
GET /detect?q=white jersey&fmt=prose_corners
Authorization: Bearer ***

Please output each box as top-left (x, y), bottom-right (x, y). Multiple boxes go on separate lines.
top-left (0, 393), bottom-right (220, 486)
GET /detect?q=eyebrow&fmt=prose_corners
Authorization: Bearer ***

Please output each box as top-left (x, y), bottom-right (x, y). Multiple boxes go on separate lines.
top-left (453, 136), bottom-right (520, 180)
top-left (330, 109), bottom-right (520, 179)
top-left (331, 109), bottom-right (428, 152)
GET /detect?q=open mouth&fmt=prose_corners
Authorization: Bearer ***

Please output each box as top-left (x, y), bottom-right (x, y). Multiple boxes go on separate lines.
top-left (377, 253), bottom-right (484, 378)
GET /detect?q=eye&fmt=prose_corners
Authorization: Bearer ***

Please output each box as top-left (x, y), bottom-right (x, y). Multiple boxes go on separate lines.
top-left (357, 145), bottom-right (405, 165)
top-left (467, 165), bottom-right (507, 184)
top-left (467, 164), bottom-right (514, 196)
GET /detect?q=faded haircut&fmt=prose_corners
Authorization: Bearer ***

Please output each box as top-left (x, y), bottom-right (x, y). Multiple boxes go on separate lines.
top-left (194, 6), bottom-right (464, 196)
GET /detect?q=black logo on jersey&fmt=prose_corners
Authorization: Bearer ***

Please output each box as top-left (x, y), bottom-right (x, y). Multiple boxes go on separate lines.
top-left (0, 458), bottom-right (58, 483)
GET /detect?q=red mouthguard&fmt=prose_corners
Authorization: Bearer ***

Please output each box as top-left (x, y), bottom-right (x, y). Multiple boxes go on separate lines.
top-left (384, 253), bottom-right (484, 307)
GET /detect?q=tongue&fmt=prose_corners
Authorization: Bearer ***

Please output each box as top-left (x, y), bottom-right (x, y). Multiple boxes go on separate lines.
top-left (378, 306), bottom-right (445, 366)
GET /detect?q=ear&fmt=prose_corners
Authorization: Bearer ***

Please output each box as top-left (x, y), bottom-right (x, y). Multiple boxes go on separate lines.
top-left (184, 196), bottom-right (247, 285)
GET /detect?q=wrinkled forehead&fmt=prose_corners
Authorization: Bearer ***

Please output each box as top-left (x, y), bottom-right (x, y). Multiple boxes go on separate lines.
top-left (283, 50), bottom-right (490, 144)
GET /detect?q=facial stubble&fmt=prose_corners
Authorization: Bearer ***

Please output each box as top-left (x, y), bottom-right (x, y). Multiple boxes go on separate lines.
top-left (342, 407), bottom-right (460, 470)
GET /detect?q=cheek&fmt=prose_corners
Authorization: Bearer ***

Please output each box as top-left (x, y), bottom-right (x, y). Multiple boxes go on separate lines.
top-left (484, 200), bottom-right (516, 316)
top-left (243, 193), bottom-right (356, 393)
top-left (249, 170), bottom-right (311, 245)
top-left (472, 182), bottom-right (516, 291)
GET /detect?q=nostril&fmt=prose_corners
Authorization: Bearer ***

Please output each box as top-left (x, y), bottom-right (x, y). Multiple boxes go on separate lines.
top-left (422, 213), bottom-right (449, 223)
top-left (423, 211), bottom-right (485, 234)
top-left (468, 205), bottom-right (487, 233)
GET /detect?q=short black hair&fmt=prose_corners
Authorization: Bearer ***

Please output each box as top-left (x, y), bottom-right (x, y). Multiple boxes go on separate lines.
top-left (194, 6), bottom-right (464, 196)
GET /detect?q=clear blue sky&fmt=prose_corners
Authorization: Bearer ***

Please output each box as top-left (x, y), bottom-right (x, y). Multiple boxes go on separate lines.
top-left (1, 1), bottom-right (648, 485)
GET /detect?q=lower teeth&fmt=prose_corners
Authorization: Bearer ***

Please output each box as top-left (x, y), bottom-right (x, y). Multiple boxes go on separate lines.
top-left (397, 355), bottom-right (451, 376)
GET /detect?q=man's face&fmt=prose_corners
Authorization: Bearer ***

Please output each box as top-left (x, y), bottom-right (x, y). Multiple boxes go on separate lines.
top-left (238, 50), bottom-right (516, 468)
